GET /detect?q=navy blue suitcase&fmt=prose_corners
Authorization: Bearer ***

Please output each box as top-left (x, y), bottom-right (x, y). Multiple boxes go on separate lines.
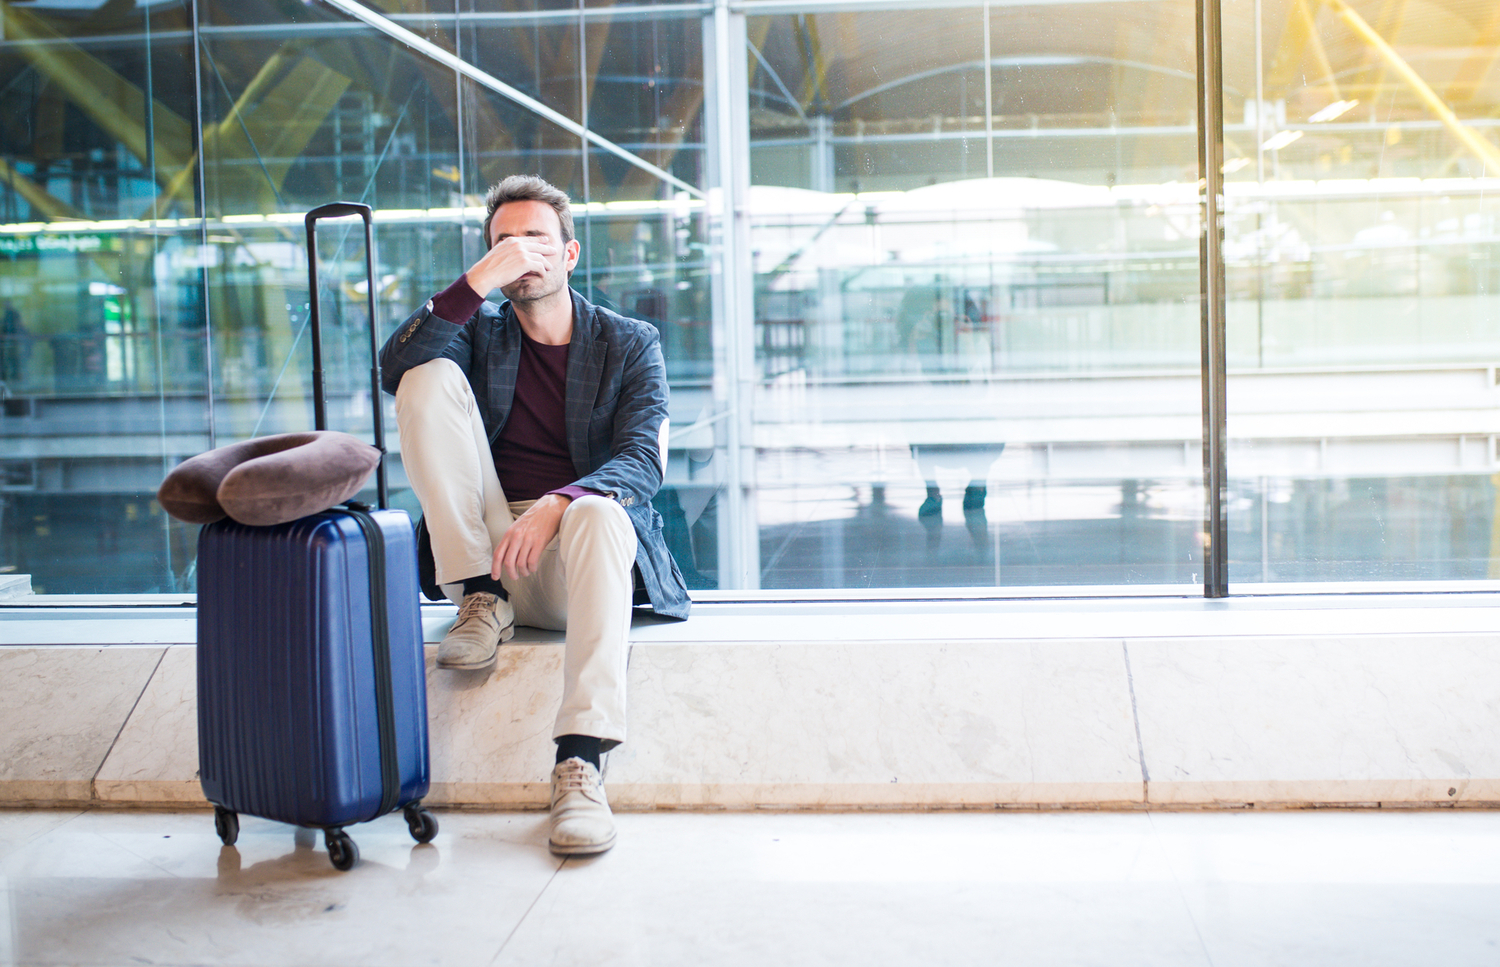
top-left (196, 204), bottom-right (434, 870)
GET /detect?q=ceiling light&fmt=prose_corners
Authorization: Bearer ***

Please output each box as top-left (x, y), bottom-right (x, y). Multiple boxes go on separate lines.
top-left (1309, 99), bottom-right (1359, 123)
top-left (1262, 130), bottom-right (1305, 151)
top-left (1222, 157), bottom-right (1252, 174)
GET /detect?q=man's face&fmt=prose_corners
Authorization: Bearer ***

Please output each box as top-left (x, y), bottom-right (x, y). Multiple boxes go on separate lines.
top-left (488, 200), bottom-right (580, 305)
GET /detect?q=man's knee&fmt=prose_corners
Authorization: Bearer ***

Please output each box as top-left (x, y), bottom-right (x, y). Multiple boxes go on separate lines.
top-left (561, 495), bottom-right (636, 552)
top-left (394, 358), bottom-right (466, 409)
top-left (563, 494), bottom-right (632, 528)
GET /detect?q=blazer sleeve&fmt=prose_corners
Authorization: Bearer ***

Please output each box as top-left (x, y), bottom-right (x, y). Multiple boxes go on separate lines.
top-left (571, 324), bottom-right (668, 506)
top-left (379, 299), bottom-right (476, 396)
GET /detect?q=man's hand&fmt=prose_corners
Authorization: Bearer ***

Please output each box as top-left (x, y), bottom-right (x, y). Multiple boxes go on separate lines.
top-left (465, 235), bottom-right (558, 295)
top-left (492, 493), bottom-right (572, 581)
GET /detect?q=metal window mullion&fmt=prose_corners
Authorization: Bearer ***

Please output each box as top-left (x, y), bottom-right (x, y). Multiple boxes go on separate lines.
top-left (578, 0), bottom-right (593, 295)
top-left (1196, 0), bottom-right (1228, 597)
top-left (710, 0), bottom-right (757, 589)
top-left (189, 0), bottom-right (216, 449)
top-left (455, 1), bottom-right (470, 266)
top-left (983, 1), bottom-right (993, 179)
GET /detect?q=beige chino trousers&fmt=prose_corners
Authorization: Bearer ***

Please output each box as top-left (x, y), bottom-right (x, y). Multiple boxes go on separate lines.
top-left (394, 358), bottom-right (635, 747)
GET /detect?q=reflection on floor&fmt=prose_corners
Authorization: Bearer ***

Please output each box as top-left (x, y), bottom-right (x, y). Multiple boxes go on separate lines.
top-left (4, 807), bottom-right (1499, 966)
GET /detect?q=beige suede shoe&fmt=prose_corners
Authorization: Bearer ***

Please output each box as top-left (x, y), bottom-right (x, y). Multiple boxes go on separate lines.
top-left (549, 758), bottom-right (617, 855)
top-left (436, 592), bottom-right (514, 670)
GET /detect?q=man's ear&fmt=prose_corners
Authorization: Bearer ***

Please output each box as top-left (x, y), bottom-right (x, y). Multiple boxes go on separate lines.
top-left (564, 238), bottom-right (581, 273)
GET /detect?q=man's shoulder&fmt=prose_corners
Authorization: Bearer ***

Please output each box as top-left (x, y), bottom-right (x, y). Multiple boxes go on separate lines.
top-left (571, 289), bottom-right (660, 345)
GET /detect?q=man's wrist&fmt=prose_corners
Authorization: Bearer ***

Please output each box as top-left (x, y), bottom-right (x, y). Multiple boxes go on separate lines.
top-left (431, 274), bottom-right (485, 324)
top-left (548, 485), bottom-right (597, 503)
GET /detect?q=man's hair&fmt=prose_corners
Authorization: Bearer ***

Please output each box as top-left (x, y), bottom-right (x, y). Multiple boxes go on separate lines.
top-left (483, 175), bottom-right (574, 247)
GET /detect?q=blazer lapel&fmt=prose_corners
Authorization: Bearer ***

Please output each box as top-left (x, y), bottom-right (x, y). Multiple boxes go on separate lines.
top-left (486, 305), bottom-right (523, 442)
top-left (565, 296), bottom-right (606, 475)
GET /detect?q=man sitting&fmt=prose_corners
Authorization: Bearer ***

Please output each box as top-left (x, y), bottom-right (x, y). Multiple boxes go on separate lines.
top-left (379, 175), bottom-right (690, 855)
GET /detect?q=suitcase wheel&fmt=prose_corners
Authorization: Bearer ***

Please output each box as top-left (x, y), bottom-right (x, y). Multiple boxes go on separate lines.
top-left (404, 803), bottom-right (439, 844)
top-left (325, 829), bottom-right (359, 871)
top-left (213, 807), bottom-right (239, 847)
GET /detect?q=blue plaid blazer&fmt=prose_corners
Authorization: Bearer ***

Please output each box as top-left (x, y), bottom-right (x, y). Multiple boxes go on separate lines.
top-left (380, 287), bottom-right (690, 620)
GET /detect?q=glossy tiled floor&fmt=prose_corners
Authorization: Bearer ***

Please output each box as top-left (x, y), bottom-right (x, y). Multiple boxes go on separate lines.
top-left (3, 807), bottom-right (1498, 966)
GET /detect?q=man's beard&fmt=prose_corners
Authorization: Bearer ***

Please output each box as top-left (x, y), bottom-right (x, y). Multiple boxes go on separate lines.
top-left (501, 265), bottom-right (568, 305)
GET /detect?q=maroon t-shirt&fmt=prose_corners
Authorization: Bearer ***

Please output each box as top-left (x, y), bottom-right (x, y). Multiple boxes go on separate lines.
top-left (491, 334), bottom-right (574, 500)
top-left (430, 276), bottom-right (593, 503)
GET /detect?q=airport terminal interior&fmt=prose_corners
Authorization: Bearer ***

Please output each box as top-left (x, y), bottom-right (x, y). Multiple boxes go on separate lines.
top-left (3, 0), bottom-right (1500, 962)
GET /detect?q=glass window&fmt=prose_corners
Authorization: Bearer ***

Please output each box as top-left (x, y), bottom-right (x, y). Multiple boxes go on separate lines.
top-left (1224, 0), bottom-right (1500, 582)
top-left (743, 3), bottom-right (1205, 589)
top-left (456, 7), bottom-right (718, 587)
top-left (0, 1), bottom-right (714, 595)
top-left (0, 0), bottom-right (200, 593)
top-left (7, 0), bottom-right (1495, 599)
top-left (197, 2), bottom-right (470, 544)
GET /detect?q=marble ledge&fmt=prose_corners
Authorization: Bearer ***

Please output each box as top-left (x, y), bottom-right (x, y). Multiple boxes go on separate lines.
top-left (424, 782), bottom-right (1146, 810)
top-left (600, 781), bottom-right (1145, 810)
top-left (0, 779), bottom-right (99, 806)
top-left (0, 647), bottom-right (165, 806)
top-left (9, 633), bottom-right (1500, 811)
top-left (94, 646), bottom-right (198, 804)
top-left (1145, 779), bottom-right (1500, 807)
top-left (424, 781), bottom-right (1500, 811)
top-left (1127, 636), bottom-right (1500, 807)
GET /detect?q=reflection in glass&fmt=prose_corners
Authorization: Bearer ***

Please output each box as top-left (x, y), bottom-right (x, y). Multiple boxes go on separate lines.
top-left (5, 0), bottom-right (1495, 596)
top-left (745, 5), bottom-right (1205, 588)
top-left (0, 0), bottom-right (202, 592)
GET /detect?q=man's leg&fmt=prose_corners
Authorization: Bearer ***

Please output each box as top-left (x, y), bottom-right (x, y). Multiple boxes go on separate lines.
top-left (394, 359), bottom-right (515, 667)
top-left (506, 494), bottom-right (636, 854)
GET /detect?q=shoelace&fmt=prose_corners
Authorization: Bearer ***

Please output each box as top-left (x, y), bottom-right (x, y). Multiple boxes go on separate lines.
top-left (554, 760), bottom-right (596, 793)
top-left (455, 593), bottom-right (496, 627)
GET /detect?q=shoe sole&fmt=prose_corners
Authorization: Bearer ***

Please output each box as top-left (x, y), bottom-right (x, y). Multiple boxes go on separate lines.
top-left (436, 653), bottom-right (497, 670)
top-left (548, 831), bottom-right (617, 856)
top-left (436, 623), bottom-right (515, 670)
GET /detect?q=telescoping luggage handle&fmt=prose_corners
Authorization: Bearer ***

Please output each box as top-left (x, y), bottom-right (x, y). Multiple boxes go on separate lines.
top-left (305, 203), bottom-right (404, 829)
top-left (305, 202), bottom-right (388, 510)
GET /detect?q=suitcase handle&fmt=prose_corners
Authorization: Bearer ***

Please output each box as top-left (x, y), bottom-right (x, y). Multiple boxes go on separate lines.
top-left (305, 202), bottom-right (388, 509)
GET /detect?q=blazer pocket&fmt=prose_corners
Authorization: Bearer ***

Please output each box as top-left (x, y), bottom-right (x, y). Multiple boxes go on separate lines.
top-left (593, 370), bottom-right (622, 408)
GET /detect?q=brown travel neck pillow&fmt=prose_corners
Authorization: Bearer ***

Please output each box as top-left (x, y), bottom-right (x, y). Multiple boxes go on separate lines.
top-left (157, 431), bottom-right (380, 527)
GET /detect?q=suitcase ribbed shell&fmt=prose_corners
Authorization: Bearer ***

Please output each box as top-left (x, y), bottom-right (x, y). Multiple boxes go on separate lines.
top-left (196, 509), bottom-right (429, 828)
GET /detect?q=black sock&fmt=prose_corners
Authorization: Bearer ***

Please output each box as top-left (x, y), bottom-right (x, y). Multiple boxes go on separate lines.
top-left (555, 734), bottom-right (601, 772)
top-left (461, 572), bottom-right (507, 601)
